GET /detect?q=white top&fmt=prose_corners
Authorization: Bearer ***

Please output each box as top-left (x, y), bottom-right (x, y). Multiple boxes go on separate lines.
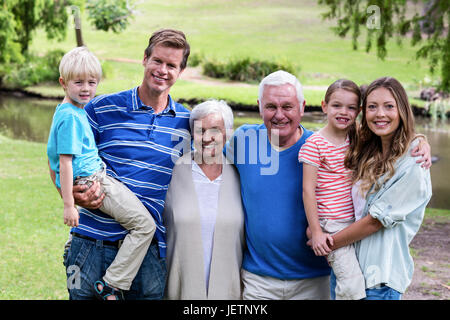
top-left (351, 181), bottom-right (366, 221)
top-left (164, 153), bottom-right (245, 300)
top-left (192, 161), bottom-right (222, 293)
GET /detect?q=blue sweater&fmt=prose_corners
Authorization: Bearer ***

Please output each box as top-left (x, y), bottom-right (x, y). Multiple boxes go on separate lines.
top-left (226, 124), bottom-right (330, 279)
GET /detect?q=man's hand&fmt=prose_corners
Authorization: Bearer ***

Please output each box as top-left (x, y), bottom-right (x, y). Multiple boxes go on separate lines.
top-left (73, 181), bottom-right (105, 209)
top-left (411, 137), bottom-right (432, 169)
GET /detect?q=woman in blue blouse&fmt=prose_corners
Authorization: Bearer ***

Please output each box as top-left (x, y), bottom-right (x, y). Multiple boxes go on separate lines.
top-left (327, 77), bottom-right (432, 300)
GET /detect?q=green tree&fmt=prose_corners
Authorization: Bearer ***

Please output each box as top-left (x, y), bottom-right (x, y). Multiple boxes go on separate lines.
top-left (85, 0), bottom-right (135, 33)
top-left (10, 0), bottom-right (68, 54)
top-left (318, 0), bottom-right (450, 92)
top-left (0, 0), bottom-right (136, 87)
top-left (1, 0), bottom-right (135, 58)
top-left (0, 3), bottom-right (22, 64)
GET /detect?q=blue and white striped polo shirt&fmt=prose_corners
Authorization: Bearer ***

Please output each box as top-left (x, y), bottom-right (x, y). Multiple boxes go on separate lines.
top-left (71, 87), bottom-right (191, 258)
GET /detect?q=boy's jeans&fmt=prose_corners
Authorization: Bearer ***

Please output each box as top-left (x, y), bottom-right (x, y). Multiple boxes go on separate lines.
top-left (65, 235), bottom-right (166, 300)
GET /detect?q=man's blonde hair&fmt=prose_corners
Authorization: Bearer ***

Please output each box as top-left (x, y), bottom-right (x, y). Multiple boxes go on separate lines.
top-left (59, 46), bottom-right (102, 81)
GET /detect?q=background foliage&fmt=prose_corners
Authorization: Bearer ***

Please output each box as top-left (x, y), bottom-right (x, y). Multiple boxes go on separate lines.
top-left (319, 0), bottom-right (450, 91)
top-left (0, 0), bottom-right (135, 87)
top-left (202, 56), bottom-right (297, 83)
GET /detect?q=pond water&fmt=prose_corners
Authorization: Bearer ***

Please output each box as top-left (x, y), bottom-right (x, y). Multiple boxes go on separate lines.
top-left (1, 94), bottom-right (449, 209)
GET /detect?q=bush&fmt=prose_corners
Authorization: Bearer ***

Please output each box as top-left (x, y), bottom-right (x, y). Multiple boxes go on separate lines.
top-left (188, 52), bottom-right (204, 67)
top-left (0, 49), bottom-right (112, 87)
top-left (202, 56), bottom-right (298, 83)
top-left (202, 59), bottom-right (227, 78)
top-left (1, 49), bottom-right (65, 88)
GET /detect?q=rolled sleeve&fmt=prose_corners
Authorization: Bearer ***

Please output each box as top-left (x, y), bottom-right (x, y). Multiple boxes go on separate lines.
top-left (368, 161), bottom-right (432, 229)
top-left (369, 202), bottom-right (399, 229)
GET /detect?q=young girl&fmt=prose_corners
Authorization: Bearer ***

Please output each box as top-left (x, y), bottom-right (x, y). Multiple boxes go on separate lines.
top-left (328, 77), bottom-right (432, 300)
top-left (298, 79), bottom-right (366, 300)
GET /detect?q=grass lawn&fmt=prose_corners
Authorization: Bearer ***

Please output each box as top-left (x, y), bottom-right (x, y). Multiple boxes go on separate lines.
top-left (1, 132), bottom-right (449, 299)
top-left (26, 0), bottom-right (433, 107)
top-left (1, 0), bottom-right (441, 299)
top-left (0, 135), bottom-right (66, 299)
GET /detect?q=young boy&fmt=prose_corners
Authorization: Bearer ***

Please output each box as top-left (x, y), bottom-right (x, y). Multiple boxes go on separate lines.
top-left (47, 46), bottom-right (156, 300)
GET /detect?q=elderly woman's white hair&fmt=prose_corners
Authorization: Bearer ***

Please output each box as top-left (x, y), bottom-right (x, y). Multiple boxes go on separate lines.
top-left (189, 99), bottom-right (234, 134)
top-left (258, 70), bottom-right (304, 113)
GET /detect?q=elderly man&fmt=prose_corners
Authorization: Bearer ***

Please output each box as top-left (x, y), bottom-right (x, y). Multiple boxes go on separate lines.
top-left (51, 29), bottom-right (191, 300)
top-left (226, 70), bottom-right (331, 300)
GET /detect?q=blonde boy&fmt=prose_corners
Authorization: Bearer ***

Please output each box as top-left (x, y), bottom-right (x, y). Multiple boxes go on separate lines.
top-left (47, 46), bottom-right (156, 300)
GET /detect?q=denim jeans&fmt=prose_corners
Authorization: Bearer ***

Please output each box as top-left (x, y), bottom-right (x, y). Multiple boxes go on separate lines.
top-left (65, 235), bottom-right (166, 300)
top-left (330, 270), bottom-right (402, 300)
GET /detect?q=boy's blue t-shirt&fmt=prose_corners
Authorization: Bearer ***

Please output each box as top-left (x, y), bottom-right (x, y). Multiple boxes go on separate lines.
top-left (225, 123), bottom-right (331, 279)
top-left (47, 103), bottom-right (102, 188)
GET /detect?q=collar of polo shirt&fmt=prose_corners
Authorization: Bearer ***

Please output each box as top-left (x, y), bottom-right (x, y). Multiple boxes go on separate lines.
top-left (131, 86), bottom-right (176, 116)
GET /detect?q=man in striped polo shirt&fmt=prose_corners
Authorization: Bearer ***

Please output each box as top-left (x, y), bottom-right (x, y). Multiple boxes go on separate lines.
top-left (64, 29), bottom-right (191, 299)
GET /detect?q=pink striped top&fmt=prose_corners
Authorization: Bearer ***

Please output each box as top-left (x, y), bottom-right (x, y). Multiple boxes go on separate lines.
top-left (298, 132), bottom-right (354, 220)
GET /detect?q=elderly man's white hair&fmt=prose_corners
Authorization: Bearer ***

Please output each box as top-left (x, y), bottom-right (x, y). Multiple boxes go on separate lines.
top-left (258, 70), bottom-right (304, 113)
top-left (189, 99), bottom-right (234, 133)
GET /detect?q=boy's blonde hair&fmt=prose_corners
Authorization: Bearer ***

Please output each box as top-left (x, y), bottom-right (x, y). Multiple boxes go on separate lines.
top-left (59, 46), bottom-right (102, 81)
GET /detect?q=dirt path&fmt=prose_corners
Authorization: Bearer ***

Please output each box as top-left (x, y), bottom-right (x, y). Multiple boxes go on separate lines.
top-left (403, 217), bottom-right (450, 300)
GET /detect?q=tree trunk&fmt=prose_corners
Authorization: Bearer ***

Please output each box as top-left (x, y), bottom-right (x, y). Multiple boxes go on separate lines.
top-left (75, 27), bottom-right (84, 47)
top-left (73, 6), bottom-right (84, 47)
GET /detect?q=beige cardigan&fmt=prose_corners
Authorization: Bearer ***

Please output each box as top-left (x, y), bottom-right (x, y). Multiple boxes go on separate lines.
top-left (163, 153), bottom-right (245, 300)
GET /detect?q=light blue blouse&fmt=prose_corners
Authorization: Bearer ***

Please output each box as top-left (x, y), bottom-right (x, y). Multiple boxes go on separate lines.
top-left (355, 140), bottom-right (432, 293)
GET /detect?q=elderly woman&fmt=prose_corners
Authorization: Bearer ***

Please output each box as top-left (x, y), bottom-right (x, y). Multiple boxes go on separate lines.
top-left (163, 100), bottom-right (245, 300)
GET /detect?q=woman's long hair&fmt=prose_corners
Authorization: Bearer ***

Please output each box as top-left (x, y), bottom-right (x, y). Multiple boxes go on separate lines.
top-left (344, 77), bottom-right (416, 195)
